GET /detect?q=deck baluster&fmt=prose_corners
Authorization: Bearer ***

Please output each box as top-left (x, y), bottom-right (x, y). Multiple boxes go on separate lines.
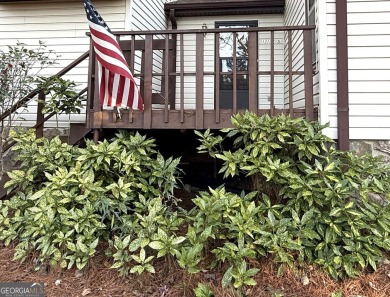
top-left (288, 30), bottom-right (293, 117)
top-left (164, 33), bottom-right (170, 123)
top-left (215, 32), bottom-right (220, 123)
top-left (180, 33), bottom-right (185, 123)
top-left (143, 35), bottom-right (153, 129)
top-left (270, 31), bottom-right (275, 116)
top-left (248, 31), bottom-right (257, 113)
top-left (195, 33), bottom-right (204, 129)
top-left (304, 29), bottom-right (314, 120)
top-left (232, 32), bottom-right (237, 115)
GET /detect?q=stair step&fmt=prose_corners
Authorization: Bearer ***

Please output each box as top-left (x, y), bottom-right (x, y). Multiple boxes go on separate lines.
top-left (0, 174), bottom-right (10, 200)
top-left (68, 123), bottom-right (92, 145)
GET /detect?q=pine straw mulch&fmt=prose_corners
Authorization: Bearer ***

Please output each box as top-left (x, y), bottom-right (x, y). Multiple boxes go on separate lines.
top-left (0, 244), bottom-right (389, 297)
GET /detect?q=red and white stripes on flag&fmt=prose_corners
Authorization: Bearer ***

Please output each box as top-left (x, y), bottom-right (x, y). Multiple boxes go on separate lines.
top-left (84, 0), bottom-right (143, 110)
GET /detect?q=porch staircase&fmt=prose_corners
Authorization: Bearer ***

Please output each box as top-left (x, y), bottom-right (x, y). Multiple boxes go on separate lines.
top-left (0, 51), bottom-right (92, 199)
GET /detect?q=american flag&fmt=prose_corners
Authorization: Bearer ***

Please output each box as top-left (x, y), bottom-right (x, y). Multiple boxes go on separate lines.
top-left (84, 0), bottom-right (143, 110)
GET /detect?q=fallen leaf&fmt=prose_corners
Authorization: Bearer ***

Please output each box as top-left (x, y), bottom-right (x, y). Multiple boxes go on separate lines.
top-left (204, 273), bottom-right (216, 280)
top-left (301, 275), bottom-right (310, 286)
top-left (369, 282), bottom-right (377, 290)
top-left (383, 258), bottom-right (390, 265)
top-left (81, 288), bottom-right (91, 296)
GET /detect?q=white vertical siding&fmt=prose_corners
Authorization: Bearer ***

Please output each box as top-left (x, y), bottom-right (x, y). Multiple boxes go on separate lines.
top-left (324, 0), bottom-right (338, 138)
top-left (174, 14), bottom-right (284, 110)
top-left (312, 1), bottom-right (320, 108)
top-left (284, 0), bottom-right (320, 110)
top-left (346, 0), bottom-right (390, 139)
top-left (0, 0), bottom-right (127, 128)
top-left (130, 0), bottom-right (166, 31)
top-left (283, 0), bottom-right (306, 109)
top-left (258, 17), bottom-right (285, 109)
top-left (325, 0), bottom-right (390, 140)
top-left (129, 0), bottom-right (167, 96)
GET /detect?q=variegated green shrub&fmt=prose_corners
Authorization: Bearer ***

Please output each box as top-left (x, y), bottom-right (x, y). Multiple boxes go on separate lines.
top-left (196, 113), bottom-right (390, 279)
top-left (0, 130), bottom-right (181, 270)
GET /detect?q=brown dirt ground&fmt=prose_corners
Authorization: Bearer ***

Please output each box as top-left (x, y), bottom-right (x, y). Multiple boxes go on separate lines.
top-left (0, 244), bottom-right (389, 297)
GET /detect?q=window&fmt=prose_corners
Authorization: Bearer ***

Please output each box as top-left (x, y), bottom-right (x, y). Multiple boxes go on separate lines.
top-left (306, 0), bottom-right (317, 65)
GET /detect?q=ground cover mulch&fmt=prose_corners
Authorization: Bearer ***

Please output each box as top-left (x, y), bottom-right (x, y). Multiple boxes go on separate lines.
top-left (0, 243), bottom-right (389, 297)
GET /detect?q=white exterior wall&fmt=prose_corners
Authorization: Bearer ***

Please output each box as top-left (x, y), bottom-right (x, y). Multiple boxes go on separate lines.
top-left (324, 0), bottom-right (390, 140)
top-left (129, 0), bottom-right (167, 94)
top-left (283, 0), bottom-right (320, 110)
top-left (173, 14), bottom-right (284, 110)
top-left (322, 0), bottom-right (338, 138)
top-left (0, 0), bottom-right (128, 128)
top-left (283, 0), bottom-right (305, 108)
top-left (130, 0), bottom-right (166, 31)
top-left (0, 0), bottom-right (169, 129)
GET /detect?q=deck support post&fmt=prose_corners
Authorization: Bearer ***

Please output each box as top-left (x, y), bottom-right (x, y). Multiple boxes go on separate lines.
top-left (35, 91), bottom-right (45, 139)
top-left (336, 0), bottom-right (350, 150)
top-left (93, 129), bottom-right (99, 143)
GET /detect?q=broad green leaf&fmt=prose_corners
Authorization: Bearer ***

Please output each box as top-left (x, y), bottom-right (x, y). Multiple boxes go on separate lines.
top-left (29, 189), bottom-right (45, 201)
top-left (172, 236), bottom-right (186, 245)
top-left (268, 210), bottom-right (276, 227)
top-left (111, 262), bottom-right (123, 269)
top-left (221, 266), bottom-right (233, 288)
top-left (149, 241), bottom-right (164, 250)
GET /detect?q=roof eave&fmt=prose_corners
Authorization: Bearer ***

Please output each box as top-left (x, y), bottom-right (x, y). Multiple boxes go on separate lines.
top-left (164, 0), bottom-right (285, 17)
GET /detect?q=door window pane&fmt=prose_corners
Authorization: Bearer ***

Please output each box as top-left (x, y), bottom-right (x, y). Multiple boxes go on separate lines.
top-left (216, 21), bottom-right (257, 109)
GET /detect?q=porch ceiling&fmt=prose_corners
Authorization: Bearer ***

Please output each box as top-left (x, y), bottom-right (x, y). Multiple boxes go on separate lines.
top-left (165, 0), bottom-right (285, 17)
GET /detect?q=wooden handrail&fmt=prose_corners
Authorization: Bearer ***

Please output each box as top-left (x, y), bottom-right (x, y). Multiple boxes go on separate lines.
top-left (109, 25), bottom-right (316, 36)
top-left (0, 51), bottom-right (89, 122)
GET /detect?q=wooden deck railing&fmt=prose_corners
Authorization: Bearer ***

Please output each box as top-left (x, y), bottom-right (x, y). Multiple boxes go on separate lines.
top-left (87, 25), bottom-right (316, 130)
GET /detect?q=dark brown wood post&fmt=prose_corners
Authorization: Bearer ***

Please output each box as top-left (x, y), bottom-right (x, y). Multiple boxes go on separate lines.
top-left (195, 33), bottom-right (204, 129)
top-left (215, 32), bottom-right (220, 123)
top-left (288, 30), bottom-right (294, 116)
top-left (130, 35), bottom-right (135, 72)
top-left (180, 33), bottom-right (185, 123)
top-left (303, 29), bottom-right (314, 121)
top-left (87, 41), bottom-right (95, 128)
top-left (336, 0), bottom-right (350, 150)
top-left (92, 51), bottom-right (101, 129)
top-left (232, 32), bottom-right (237, 115)
top-left (169, 36), bottom-right (176, 110)
top-left (248, 31), bottom-right (257, 114)
top-left (164, 33), bottom-right (170, 123)
top-left (35, 91), bottom-right (45, 138)
top-left (143, 35), bottom-right (153, 129)
top-left (93, 129), bottom-right (99, 143)
top-left (270, 31), bottom-right (275, 115)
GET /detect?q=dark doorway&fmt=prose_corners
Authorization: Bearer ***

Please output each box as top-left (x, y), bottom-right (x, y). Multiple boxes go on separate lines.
top-left (216, 21), bottom-right (257, 110)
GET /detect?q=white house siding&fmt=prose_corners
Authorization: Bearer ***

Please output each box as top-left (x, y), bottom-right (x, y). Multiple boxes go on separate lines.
top-left (283, 0), bottom-right (320, 111)
top-left (128, 0), bottom-right (167, 95)
top-left (283, 0), bottom-right (305, 109)
top-left (172, 14), bottom-right (284, 110)
top-left (325, 0), bottom-right (390, 140)
top-left (0, 0), bottom-right (128, 128)
top-left (130, 0), bottom-right (166, 31)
